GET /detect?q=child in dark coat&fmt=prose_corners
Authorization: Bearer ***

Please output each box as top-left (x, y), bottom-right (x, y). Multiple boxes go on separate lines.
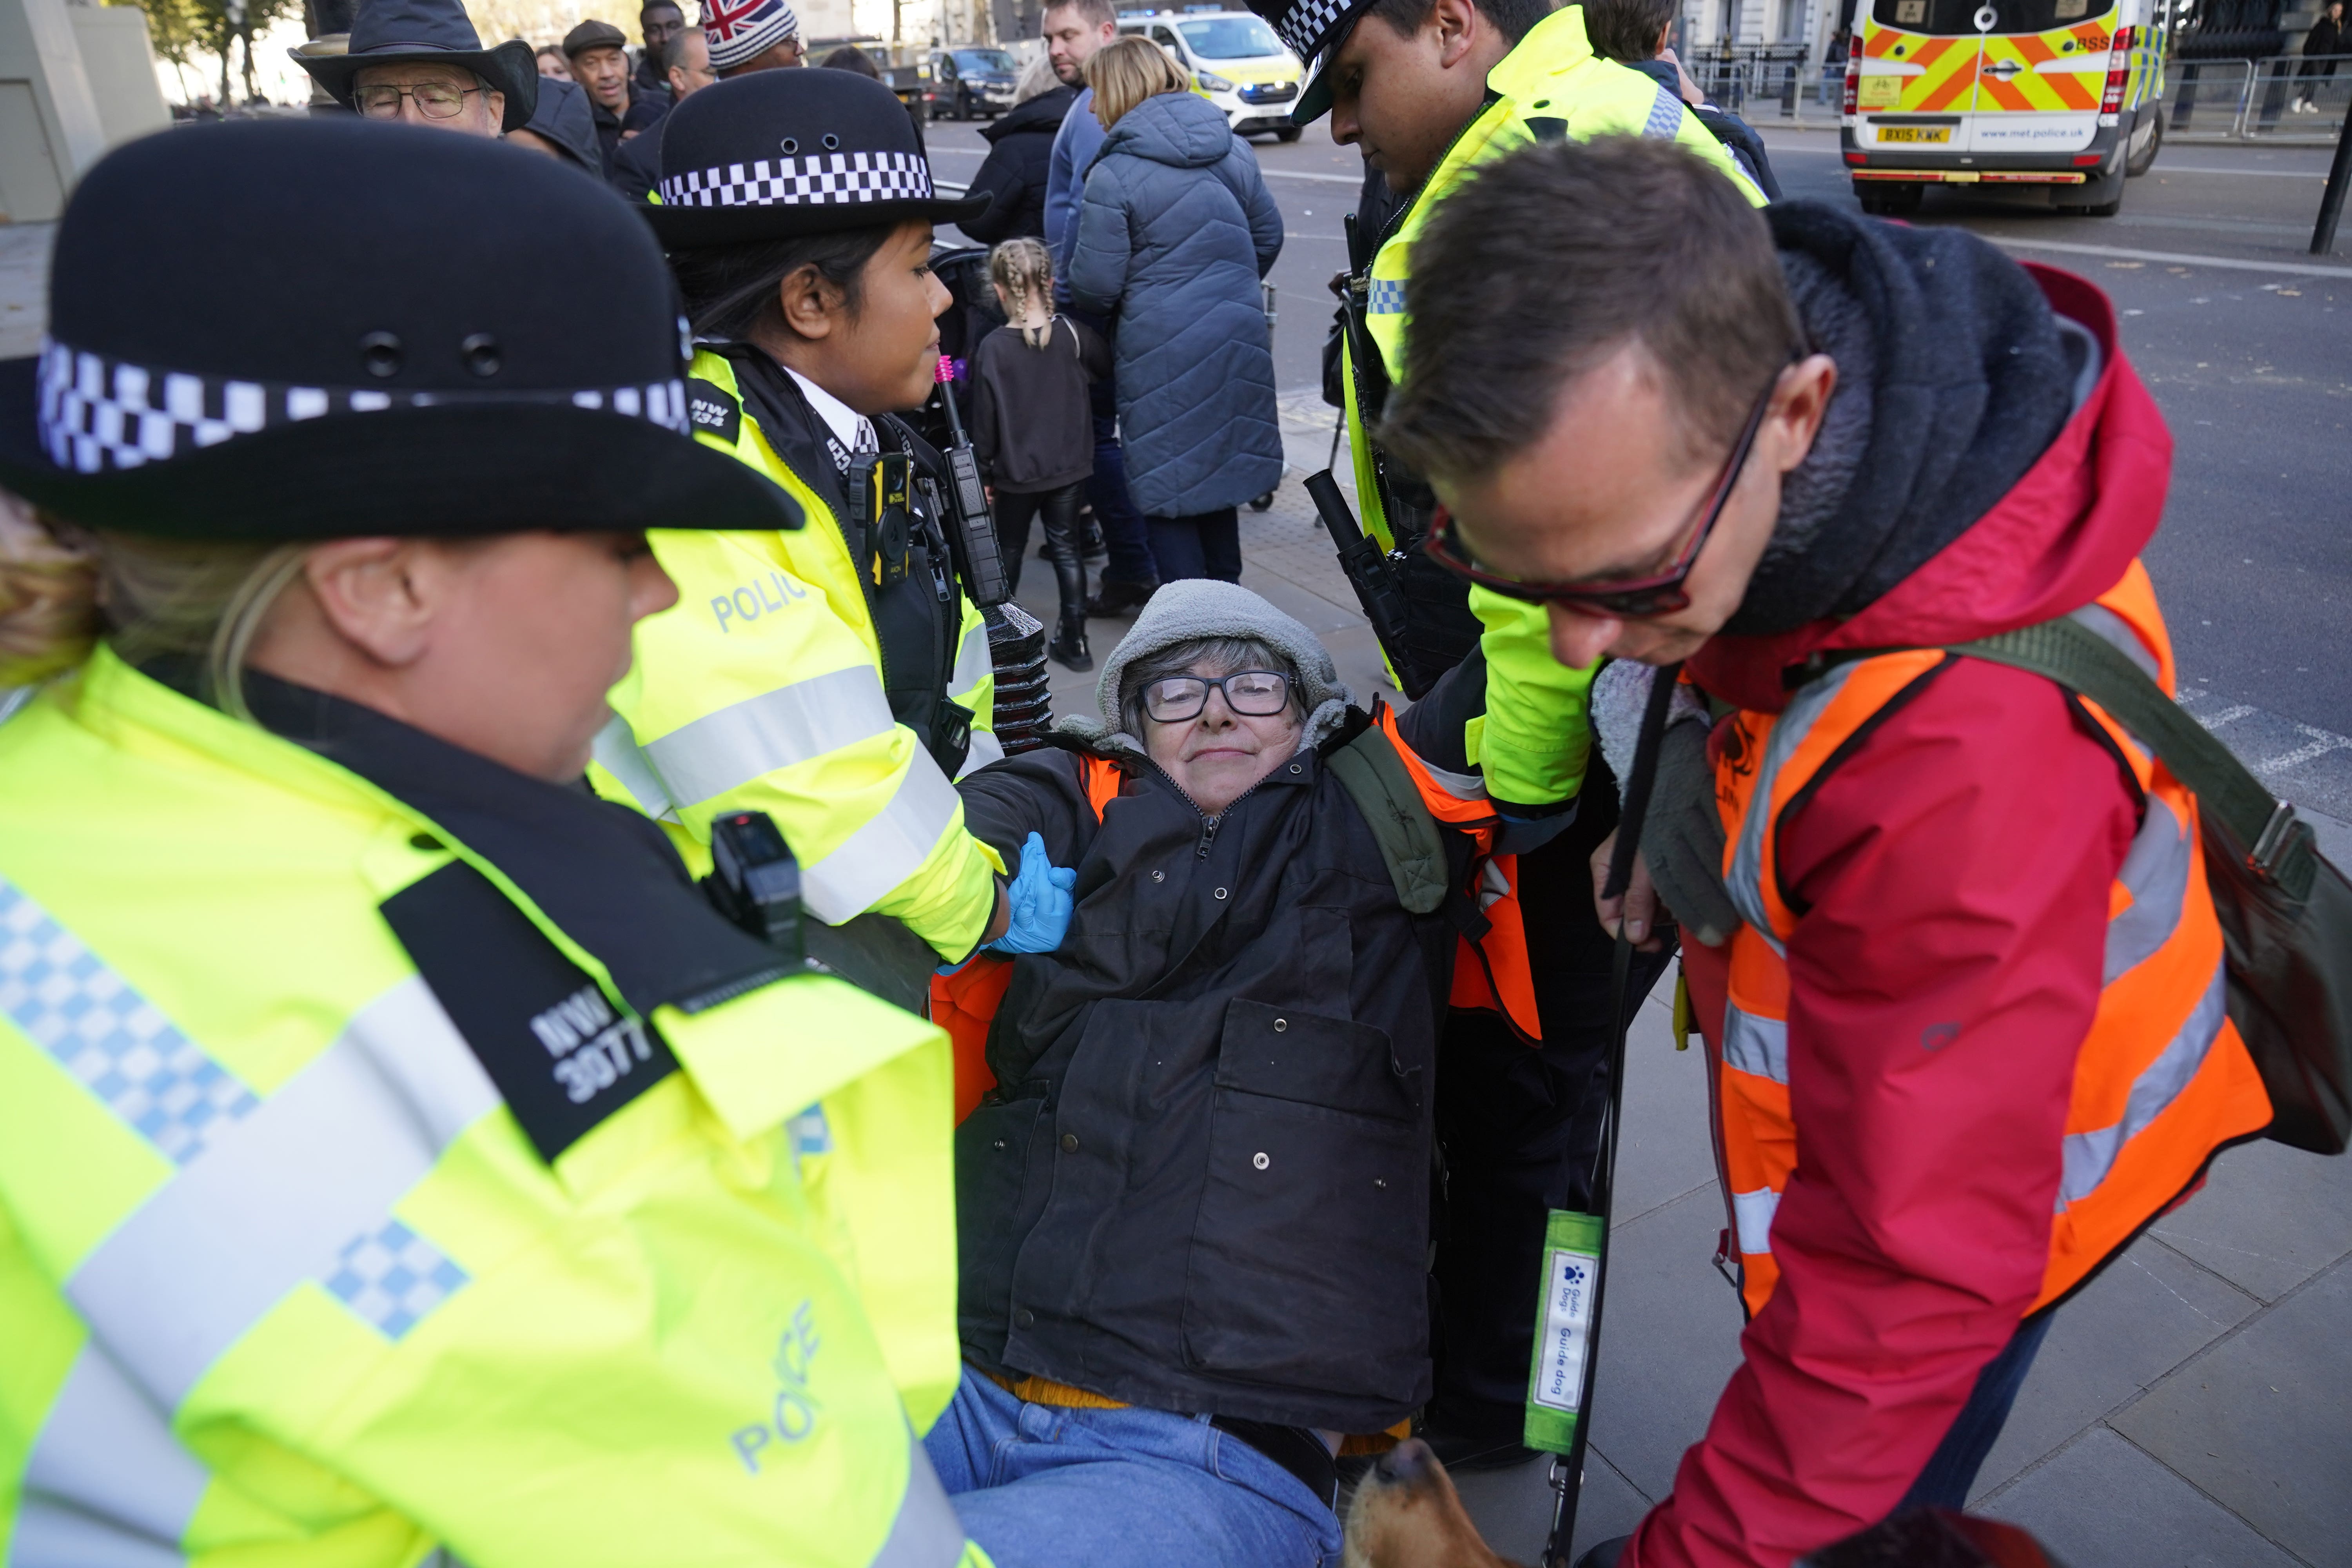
top-left (971, 237), bottom-right (1111, 670)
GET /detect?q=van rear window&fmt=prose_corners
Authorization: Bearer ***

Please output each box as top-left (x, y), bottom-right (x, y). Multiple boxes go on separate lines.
top-left (1871, 0), bottom-right (2110, 30)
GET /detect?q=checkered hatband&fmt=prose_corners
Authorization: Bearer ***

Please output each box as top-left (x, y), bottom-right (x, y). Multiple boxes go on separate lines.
top-left (658, 149), bottom-right (935, 211)
top-left (1270, 0), bottom-right (1361, 69)
top-left (34, 338), bottom-right (692, 477)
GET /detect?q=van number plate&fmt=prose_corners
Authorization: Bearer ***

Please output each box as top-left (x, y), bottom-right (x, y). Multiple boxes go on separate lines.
top-left (1877, 125), bottom-right (1952, 142)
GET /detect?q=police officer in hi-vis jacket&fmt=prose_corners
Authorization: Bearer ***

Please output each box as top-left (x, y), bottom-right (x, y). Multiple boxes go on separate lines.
top-left (0, 120), bottom-right (981, 1568)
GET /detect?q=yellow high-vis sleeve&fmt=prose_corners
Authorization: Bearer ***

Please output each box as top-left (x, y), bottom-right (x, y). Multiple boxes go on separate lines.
top-left (1469, 589), bottom-right (1595, 808)
top-left (594, 527), bottom-right (1000, 960)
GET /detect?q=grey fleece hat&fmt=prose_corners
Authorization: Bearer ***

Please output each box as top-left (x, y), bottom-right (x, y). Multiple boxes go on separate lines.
top-left (1055, 579), bottom-right (1356, 759)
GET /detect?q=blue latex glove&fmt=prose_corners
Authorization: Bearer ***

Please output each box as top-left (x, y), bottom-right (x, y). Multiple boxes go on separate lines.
top-left (986, 831), bottom-right (1077, 955)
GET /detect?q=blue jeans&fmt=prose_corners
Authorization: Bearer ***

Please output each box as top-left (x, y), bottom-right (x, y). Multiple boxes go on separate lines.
top-left (1087, 396), bottom-right (1158, 588)
top-left (924, 1370), bottom-right (1343, 1568)
top-left (1899, 1310), bottom-right (2056, 1510)
top-left (1146, 508), bottom-right (1241, 584)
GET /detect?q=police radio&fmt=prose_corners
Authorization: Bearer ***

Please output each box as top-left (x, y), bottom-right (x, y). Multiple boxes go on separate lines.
top-left (931, 359), bottom-right (1011, 609)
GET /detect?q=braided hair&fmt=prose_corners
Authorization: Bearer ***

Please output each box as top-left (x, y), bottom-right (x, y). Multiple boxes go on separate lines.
top-left (987, 237), bottom-right (1056, 350)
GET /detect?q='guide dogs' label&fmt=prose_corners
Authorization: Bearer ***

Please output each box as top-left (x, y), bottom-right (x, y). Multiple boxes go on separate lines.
top-left (1522, 1208), bottom-right (1606, 1455)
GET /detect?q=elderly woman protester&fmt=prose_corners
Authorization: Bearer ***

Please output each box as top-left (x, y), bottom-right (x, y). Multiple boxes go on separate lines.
top-left (1067, 37), bottom-right (1285, 584)
top-left (923, 581), bottom-right (1540, 1568)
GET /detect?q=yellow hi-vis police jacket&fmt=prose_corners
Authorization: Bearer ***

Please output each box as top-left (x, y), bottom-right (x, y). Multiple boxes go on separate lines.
top-left (0, 648), bottom-right (980, 1568)
top-left (1342, 3), bottom-right (1768, 808)
top-left (590, 348), bottom-right (1002, 962)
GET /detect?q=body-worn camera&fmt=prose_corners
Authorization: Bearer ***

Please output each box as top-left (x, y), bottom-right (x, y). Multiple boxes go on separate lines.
top-left (851, 451), bottom-right (914, 588)
top-left (704, 810), bottom-right (804, 965)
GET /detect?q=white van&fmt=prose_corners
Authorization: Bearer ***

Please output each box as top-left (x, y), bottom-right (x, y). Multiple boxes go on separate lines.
top-left (1117, 8), bottom-right (1306, 140)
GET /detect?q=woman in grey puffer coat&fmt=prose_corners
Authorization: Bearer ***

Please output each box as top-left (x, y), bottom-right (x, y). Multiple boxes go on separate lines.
top-left (1067, 38), bottom-right (1284, 584)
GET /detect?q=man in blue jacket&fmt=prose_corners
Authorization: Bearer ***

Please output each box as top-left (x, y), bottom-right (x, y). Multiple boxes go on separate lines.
top-left (1042, 0), bottom-right (1160, 612)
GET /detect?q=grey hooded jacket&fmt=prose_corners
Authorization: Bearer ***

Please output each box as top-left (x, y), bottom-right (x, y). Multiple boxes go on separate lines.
top-left (1066, 89), bottom-right (1285, 519)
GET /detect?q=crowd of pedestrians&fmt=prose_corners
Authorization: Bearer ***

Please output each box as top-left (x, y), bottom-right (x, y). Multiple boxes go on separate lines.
top-left (328, 0), bottom-right (1285, 629)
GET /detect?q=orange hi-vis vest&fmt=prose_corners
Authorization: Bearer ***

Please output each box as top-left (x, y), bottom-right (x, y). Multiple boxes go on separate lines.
top-left (1708, 561), bottom-right (2272, 1319)
top-left (933, 720), bottom-right (1544, 1123)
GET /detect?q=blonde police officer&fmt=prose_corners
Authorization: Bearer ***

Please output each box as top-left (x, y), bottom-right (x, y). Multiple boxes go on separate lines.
top-left (595, 70), bottom-right (1015, 964)
top-left (0, 121), bottom-right (978, 1568)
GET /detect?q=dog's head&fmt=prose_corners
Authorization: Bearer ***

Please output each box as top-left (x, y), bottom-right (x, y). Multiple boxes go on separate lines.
top-left (1342, 1439), bottom-right (1528, 1568)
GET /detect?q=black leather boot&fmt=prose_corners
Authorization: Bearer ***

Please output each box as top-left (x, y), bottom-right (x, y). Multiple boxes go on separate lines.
top-left (1048, 542), bottom-right (1092, 671)
top-left (1049, 611), bottom-right (1092, 672)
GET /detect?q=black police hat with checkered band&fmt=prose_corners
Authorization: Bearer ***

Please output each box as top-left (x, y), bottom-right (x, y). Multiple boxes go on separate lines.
top-left (644, 68), bottom-right (989, 248)
top-left (0, 117), bottom-right (800, 541)
top-left (1249, 0), bottom-right (1381, 125)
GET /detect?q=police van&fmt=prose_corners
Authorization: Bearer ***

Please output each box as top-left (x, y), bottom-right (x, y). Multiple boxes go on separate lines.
top-left (1117, 7), bottom-right (1307, 140)
top-left (1841, 0), bottom-right (2168, 215)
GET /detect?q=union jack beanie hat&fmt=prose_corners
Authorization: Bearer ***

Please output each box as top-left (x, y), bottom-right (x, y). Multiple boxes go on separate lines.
top-left (701, 0), bottom-right (799, 71)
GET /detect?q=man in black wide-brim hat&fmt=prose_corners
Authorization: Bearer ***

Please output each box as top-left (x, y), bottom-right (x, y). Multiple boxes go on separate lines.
top-left (295, 0), bottom-right (538, 134)
top-left (0, 114), bottom-right (1018, 1567)
top-left (588, 70), bottom-right (1038, 978)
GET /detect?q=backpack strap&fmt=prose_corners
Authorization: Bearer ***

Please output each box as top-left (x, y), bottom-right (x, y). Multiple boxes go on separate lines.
top-left (1324, 724), bottom-right (1450, 916)
top-left (1943, 618), bottom-right (2308, 893)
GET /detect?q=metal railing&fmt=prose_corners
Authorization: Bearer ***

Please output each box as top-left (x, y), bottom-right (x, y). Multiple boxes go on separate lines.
top-left (1685, 45), bottom-right (1844, 122)
top-left (2167, 53), bottom-right (2350, 139)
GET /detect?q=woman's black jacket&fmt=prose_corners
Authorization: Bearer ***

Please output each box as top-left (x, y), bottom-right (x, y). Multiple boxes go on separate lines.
top-left (951, 706), bottom-right (1469, 1433)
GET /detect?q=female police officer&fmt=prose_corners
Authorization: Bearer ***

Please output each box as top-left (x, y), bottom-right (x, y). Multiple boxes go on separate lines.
top-left (591, 69), bottom-right (1013, 968)
top-left (0, 120), bottom-right (975, 1568)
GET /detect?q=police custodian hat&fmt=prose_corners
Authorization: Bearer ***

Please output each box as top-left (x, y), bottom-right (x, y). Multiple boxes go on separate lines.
top-left (0, 118), bottom-right (800, 541)
top-left (645, 68), bottom-right (990, 248)
top-left (1249, 0), bottom-right (1380, 125)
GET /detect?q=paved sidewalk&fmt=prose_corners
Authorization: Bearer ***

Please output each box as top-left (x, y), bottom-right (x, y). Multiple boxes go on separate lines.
top-left (1000, 388), bottom-right (2352, 1568)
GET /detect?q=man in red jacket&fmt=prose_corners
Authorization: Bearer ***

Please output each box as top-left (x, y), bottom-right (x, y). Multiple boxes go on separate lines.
top-left (1377, 136), bottom-right (2272, 1567)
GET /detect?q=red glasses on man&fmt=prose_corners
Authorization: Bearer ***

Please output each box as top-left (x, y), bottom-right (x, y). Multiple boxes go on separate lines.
top-left (1423, 367), bottom-right (1785, 618)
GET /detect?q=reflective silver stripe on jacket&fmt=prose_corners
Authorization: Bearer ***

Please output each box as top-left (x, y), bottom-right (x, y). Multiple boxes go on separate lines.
top-left (1732, 1187), bottom-right (1779, 1256)
top-left (1417, 756), bottom-right (1488, 803)
top-left (1723, 662), bottom-right (1860, 958)
top-left (1641, 83), bottom-right (1684, 140)
top-left (2058, 958), bottom-right (2230, 1209)
top-left (66, 976), bottom-right (498, 1407)
top-left (949, 621), bottom-right (990, 699)
top-left (0, 879), bottom-right (257, 1166)
top-left (11, 1343), bottom-right (205, 1568)
top-left (957, 727), bottom-right (1006, 780)
top-left (799, 753), bottom-right (963, 923)
top-left (2107, 794), bottom-right (2192, 983)
top-left (593, 715), bottom-right (680, 821)
top-left (875, 1436), bottom-right (970, 1568)
top-left (641, 665), bottom-right (897, 807)
top-left (1722, 1001), bottom-right (1789, 1085)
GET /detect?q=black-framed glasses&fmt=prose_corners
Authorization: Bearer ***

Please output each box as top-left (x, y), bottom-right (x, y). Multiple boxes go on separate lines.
top-left (1142, 670), bottom-right (1290, 723)
top-left (355, 83), bottom-right (491, 120)
top-left (1424, 364), bottom-right (1789, 618)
